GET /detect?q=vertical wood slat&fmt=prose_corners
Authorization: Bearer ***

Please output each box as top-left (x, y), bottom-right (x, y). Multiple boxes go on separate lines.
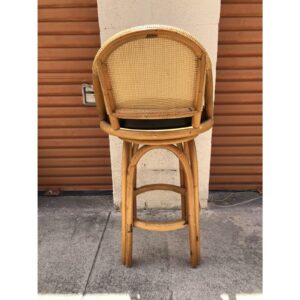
top-left (38, 0), bottom-right (112, 192)
top-left (38, 0), bottom-right (262, 193)
top-left (210, 0), bottom-right (262, 191)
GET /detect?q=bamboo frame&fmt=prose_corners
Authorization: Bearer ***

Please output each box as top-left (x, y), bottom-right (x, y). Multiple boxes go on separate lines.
top-left (99, 119), bottom-right (213, 143)
top-left (92, 25), bottom-right (214, 268)
top-left (122, 136), bottom-right (199, 147)
top-left (177, 143), bottom-right (187, 221)
top-left (121, 141), bottom-right (130, 264)
top-left (122, 144), bottom-right (199, 267)
top-left (92, 72), bottom-right (106, 121)
top-left (192, 56), bottom-right (207, 128)
top-left (92, 25), bottom-right (214, 132)
top-left (94, 25), bottom-right (205, 65)
top-left (134, 219), bottom-right (186, 232)
top-left (135, 183), bottom-right (185, 196)
top-left (97, 62), bottom-right (120, 129)
top-left (113, 107), bottom-right (196, 120)
top-left (188, 139), bottom-right (201, 262)
top-left (183, 142), bottom-right (191, 253)
top-left (132, 144), bottom-right (139, 218)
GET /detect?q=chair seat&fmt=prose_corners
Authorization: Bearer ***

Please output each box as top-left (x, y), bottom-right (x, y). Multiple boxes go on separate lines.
top-left (99, 118), bottom-right (213, 145)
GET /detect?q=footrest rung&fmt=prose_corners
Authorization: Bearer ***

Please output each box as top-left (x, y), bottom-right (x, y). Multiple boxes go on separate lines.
top-left (134, 183), bottom-right (185, 196)
top-left (133, 218), bottom-right (187, 231)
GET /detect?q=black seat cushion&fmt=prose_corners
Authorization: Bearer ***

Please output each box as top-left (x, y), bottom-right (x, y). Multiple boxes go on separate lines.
top-left (120, 117), bottom-right (192, 130)
top-left (108, 108), bottom-right (207, 130)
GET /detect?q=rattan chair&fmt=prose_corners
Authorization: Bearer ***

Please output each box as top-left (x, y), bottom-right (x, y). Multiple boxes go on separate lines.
top-left (92, 25), bottom-right (214, 267)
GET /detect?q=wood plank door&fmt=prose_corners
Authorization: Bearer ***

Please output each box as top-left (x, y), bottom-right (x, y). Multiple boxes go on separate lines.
top-left (210, 0), bottom-right (262, 191)
top-left (38, 0), bottom-right (112, 192)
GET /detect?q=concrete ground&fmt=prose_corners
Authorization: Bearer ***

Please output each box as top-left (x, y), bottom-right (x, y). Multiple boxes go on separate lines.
top-left (38, 192), bottom-right (262, 300)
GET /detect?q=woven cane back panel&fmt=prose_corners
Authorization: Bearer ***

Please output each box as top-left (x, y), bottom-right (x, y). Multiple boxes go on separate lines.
top-left (106, 37), bottom-right (198, 110)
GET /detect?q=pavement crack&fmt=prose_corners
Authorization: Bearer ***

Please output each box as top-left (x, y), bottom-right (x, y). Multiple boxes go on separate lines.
top-left (70, 217), bottom-right (78, 240)
top-left (82, 211), bottom-right (111, 298)
top-left (167, 286), bottom-right (174, 300)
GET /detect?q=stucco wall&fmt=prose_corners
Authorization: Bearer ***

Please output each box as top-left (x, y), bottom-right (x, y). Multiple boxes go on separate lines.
top-left (97, 0), bottom-right (220, 208)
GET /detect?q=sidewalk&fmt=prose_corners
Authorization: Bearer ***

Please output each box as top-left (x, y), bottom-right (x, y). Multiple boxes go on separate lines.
top-left (38, 192), bottom-right (262, 300)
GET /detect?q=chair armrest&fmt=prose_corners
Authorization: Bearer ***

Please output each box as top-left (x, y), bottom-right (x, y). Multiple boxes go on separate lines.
top-left (92, 68), bottom-right (107, 121)
top-left (204, 56), bottom-right (214, 119)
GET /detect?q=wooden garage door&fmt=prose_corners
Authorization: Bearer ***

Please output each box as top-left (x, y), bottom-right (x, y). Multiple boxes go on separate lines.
top-left (38, 0), bottom-right (112, 191)
top-left (38, 0), bottom-right (262, 193)
top-left (210, 0), bottom-right (262, 190)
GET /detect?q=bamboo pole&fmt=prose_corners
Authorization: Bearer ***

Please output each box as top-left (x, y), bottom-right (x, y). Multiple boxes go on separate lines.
top-left (177, 143), bottom-right (187, 221)
top-left (189, 139), bottom-right (201, 263)
top-left (125, 144), bottom-right (198, 267)
top-left (121, 142), bottom-right (130, 265)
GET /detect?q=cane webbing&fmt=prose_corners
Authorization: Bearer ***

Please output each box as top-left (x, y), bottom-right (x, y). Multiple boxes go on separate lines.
top-left (92, 25), bottom-right (213, 124)
top-left (106, 37), bottom-right (197, 110)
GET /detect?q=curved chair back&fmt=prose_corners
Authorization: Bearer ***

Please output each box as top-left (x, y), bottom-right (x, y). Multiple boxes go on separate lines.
top-left (92, 25), bottom-right (214, 130)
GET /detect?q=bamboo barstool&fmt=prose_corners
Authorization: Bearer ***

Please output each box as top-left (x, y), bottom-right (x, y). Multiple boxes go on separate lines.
top-left (92, 25), bottom-right (214, 268)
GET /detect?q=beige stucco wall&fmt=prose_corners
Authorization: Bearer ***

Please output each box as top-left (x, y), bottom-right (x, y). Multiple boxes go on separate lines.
top-left (96, 0), bottom-right (220, 209)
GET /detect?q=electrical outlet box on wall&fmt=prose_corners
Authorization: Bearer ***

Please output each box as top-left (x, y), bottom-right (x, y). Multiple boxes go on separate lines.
top-left (82, 84), bottom-right (96, 106)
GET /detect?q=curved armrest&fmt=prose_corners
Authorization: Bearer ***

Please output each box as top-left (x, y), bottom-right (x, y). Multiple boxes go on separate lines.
top-left (204, 56), bottom-right (214, 120)
top-left (92, 67), bottom-right (106, 121)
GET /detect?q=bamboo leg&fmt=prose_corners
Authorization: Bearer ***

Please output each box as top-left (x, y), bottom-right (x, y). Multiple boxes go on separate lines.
top-left (125, 179), bottom-right (134, 267)
top-left (182, 143), bottom-right (198, 267)
top-left (183, 143), bottom-right (191, 225)
top-left (133, 168), bottom-right (137, 220)
top-left (132, 144), bottom-right (139, 219)
top-left (128, 144), bottom-right (133, 218)
top-left (188, 139), bottom-right (201, 264)
top-left (184, 166), bottom-right (198, 267)
top-left (121, 142), bottom-right (130, 265)
top-left (124, 144), bottom-right (198, 268)
top-left (177, 143), bottom-right (187, 221)
top-left (125, 150), bottom-right (135, 267)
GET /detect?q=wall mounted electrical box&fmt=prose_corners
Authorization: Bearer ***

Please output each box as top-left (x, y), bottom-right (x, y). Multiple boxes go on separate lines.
top-left (82, 84), bottom-right (96, 106)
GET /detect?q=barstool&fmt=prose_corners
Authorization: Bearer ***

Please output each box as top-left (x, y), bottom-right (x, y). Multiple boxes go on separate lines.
top-left (92, 25), bottom-right (214, 268)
